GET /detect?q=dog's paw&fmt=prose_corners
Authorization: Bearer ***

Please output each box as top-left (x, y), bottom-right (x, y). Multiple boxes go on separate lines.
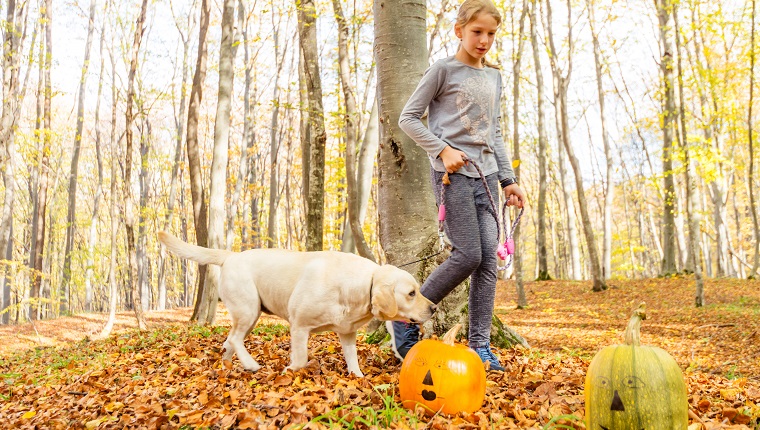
top-left (348, 369), bottom-right (364, 378)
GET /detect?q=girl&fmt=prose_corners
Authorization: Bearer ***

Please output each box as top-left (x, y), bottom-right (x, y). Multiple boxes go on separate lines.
top-left (389, 0), bottom-right (526, 372)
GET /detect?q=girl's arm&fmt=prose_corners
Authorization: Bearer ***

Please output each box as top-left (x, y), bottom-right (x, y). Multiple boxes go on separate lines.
top-left (398, 62), bottom-right (449, 159)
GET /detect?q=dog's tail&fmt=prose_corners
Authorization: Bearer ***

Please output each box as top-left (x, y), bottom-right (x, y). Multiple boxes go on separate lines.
top-left (158, 231), bottom-right (233, 266)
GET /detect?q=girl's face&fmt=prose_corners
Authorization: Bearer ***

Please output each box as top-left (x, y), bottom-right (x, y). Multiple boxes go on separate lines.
top-left (454, 13), bottom-right (499, 67)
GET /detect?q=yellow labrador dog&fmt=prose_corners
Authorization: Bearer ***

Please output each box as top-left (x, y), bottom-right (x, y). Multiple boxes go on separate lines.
top-left (158, 232), bottom-right (436, 377)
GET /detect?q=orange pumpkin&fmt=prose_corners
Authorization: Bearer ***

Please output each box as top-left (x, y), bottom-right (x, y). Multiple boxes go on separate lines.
top-left (399, 324), bottom-right (486, 416)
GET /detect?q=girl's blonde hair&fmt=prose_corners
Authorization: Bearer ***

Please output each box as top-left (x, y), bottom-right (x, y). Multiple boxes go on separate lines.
top-left (456, 0), bottom-right (502, 69)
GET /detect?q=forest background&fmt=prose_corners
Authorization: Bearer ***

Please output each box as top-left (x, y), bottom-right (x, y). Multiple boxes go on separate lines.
top-left (0, 0), bottom-right (758, 327)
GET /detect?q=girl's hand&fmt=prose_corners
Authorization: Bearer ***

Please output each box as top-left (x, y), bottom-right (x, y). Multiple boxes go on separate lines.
top-left (439, 146), bottom-right (468, 173)
top-left (503, 184), bottom-right (526, 209)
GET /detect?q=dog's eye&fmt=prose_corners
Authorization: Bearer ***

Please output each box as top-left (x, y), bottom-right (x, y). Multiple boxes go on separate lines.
top-left (408, 291), bottom-right (416, 297)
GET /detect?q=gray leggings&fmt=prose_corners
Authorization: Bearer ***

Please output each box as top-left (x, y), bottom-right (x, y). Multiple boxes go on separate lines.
top-left (421, 169), bottom-right (500, 348)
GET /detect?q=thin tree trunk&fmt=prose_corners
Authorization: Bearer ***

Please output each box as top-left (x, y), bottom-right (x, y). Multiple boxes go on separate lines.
top-left (749, 0), bottom-right (760, 279)
top-left (29, 0), bottom-right (53, 319)
top-left (298, 0), bottom-right (326, 251)
top-left (99, 34), bottom-right (120, 338)
top-left (159, 0), bottom-right (196, 310)
top-left (672, 3), bottom-right (704, 302)
top-left (332, 0), bottom-right (374, 261)
top-left (298, 46), bottom-right (310, 230)
top-left (266, 19), bottom-right (283, 248)
top-left (124, 0), bottom-right (150, 330)
top-left (546, 0), bottom-right (605, 291)
top-left (1, 224), bottom-right (11, 324)
top-left (61, 0), bottom-right (98, 313)
top-left (512, 0), bottom-right (528, 307)
top-left (85, 12), bottom-right (107, 312)
top-left (137, 118), bottom-right (152, 312)
top-left (543, 0), bottom-right (579, 281)
top-left (657, 0), bottom-right (678, 276)
top-left (187, 0), bottom-right (211, 322)
top-left (530, 0), bottom-right (550, 281)
top-left (227, 0), bottom-right (253, 251)
top-left (201, 0), bottom-right (236, 325)
top-left (588, 0), bottom-right (613, 280)
top-left (0, 0), bottom-right (27, 312)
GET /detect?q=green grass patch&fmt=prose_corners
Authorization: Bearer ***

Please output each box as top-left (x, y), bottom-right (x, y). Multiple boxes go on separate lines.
top-left (251, 323), bottom-right (289, 341)
top-left (303, 385), bottom-right (424, 429)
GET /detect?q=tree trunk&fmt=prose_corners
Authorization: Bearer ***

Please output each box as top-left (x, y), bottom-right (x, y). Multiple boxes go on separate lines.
top-left (85, 13), bottom-right (107, 312)
top-left (266, 20), bottom-right (283, 248)
top-left (198, 0), bottom-right (237, 326)
top-left (511, 0), bottom-right (529, 307)
top-left (0, 0), bottom-right (26, 311)
top-left (588, 0), bottom-right (614, 280)
top-left (100, 34), bottom-right (120, 338)
top-left (672, 3), bottom-right (705, 303)
top-left (124, 0), bottom-right (150, 330)
top-left (656, 0), bottom-right (678, 276)
top-left (29, 0), bottom-right (53, 319)
top-left (187, 0), bottom-right (211, 322)
top-left (530, 0), bottom-right (550, 281)
top-left (298, 0), bottom-right (326, 251)
top-left (61, 0), bottom-right (98, 313)
top-left (751, 0), bottom-right (760, 279)
top-left (332, 0), bottom-right (374, 261)
top-left (298, 46), bottom-right (310, 231)
top-left (546, 0), bottom-right (605, 291)
top-left (374, 0), bottom-right (435, 269)
top-left (159, 3), bottom-right (195, 310)
top-left (1, 224), bottom-right (12, 324)
top-left (137, 119), bottom-right (152, 312)
top-left (227, 0), bottom-right (252, 251)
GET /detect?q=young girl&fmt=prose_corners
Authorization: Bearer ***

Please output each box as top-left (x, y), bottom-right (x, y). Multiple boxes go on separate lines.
top-left (389, 0), bottom-right (526, 372)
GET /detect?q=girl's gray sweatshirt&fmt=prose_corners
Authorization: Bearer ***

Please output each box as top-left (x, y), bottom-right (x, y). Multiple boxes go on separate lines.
top-left (398, 56), bottom-right (515, 182)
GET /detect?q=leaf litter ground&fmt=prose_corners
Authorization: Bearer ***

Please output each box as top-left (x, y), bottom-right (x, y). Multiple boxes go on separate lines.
top-left (1, 277), bottom-right (759, 429)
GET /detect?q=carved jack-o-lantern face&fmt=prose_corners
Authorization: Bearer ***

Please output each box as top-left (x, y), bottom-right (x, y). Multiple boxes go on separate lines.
top-left (585, 305), bottom-right (688, 430)
top-left (399, 325), bottom-right (486, 416)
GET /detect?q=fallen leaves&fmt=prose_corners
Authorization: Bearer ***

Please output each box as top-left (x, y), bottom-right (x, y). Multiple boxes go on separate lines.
top-left (0, 278), bottom-right (758, 428)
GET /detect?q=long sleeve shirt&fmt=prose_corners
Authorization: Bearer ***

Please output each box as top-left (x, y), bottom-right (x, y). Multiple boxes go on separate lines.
top-left (398, 55), bottom-right (515, 182)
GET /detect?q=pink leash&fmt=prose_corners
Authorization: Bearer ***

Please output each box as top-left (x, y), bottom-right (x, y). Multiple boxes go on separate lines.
top-left (438, 159), bottom-right (523, 271)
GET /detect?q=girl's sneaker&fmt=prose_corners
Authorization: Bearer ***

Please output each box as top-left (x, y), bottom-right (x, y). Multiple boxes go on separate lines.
top-left (473, 345), bottom-right (505, 371)
top-left (386, 321), bottom-right (420, 360)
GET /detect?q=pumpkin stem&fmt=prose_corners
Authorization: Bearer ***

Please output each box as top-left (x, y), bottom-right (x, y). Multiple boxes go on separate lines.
top-left (624, 302), bottom-right (647, 346)
top-left (442, 323), bottom-right (462, 346)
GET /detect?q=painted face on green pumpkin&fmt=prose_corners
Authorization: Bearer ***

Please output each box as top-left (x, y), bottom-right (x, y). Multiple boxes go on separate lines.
top-left (585, 345), bottom-right (688, 430)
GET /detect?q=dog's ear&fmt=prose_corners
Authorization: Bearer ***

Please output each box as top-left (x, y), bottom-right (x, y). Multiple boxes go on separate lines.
top-left (371, 279), bottom-right (398, 320)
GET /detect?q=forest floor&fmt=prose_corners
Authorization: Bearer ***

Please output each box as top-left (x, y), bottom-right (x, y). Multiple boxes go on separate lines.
top-left (1, 277), bottom-right (759, 429)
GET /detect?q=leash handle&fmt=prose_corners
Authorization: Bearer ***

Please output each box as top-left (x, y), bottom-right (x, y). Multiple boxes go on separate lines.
top-left (498, 202), bottom-right (524, 270)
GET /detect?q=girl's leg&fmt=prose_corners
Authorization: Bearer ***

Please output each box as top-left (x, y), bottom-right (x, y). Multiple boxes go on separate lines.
top-left (467, 173), bottom-right (500, 348)
top-left (420, 171), bottom-right (484, 304)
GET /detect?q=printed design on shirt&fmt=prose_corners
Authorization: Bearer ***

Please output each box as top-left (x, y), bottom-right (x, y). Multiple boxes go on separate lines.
top-left (456, 74), bottom-right (494, 146)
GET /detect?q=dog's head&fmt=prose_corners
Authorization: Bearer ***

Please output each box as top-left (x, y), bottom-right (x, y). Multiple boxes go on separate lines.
top-left (370, 265), bottom-right (437, 323)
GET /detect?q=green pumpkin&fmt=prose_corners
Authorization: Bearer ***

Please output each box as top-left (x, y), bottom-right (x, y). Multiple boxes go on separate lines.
top-left (585, 303), bottom-right (688, 430)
